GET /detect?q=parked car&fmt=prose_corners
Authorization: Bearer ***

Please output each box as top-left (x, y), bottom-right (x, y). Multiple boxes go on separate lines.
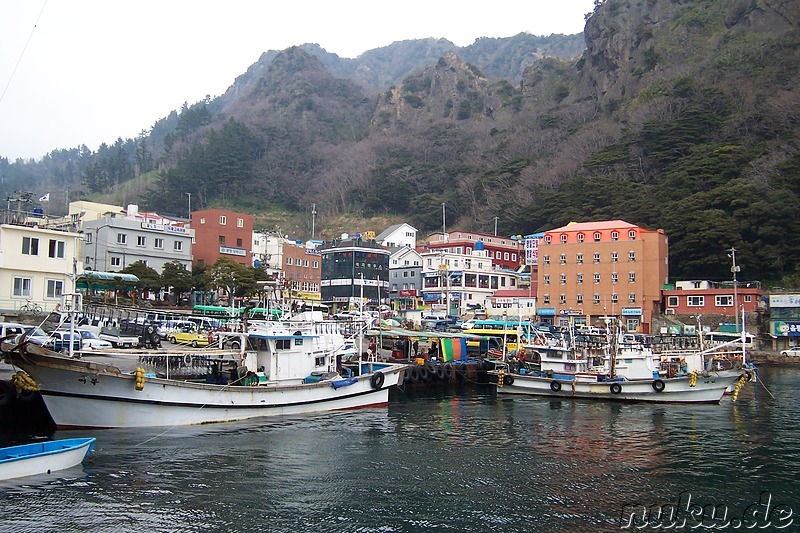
top-left (75, 328), bottom-right (113, 350)
top-left (46, 331), bottom-right (83, 353)
top-left (168, 327), bottom-right (211, 347)
top-left (780, 347), bottom-right (800, 357)
top-left (20, 326), bottom-right (50, 346)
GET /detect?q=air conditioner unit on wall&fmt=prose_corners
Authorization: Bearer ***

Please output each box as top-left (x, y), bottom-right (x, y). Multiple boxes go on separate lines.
top-left (665, 309), bottom-right (676, 315)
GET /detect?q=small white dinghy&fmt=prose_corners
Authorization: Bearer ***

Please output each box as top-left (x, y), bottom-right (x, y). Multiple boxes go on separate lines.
top-left (0, 438), bottom-right (96, 481)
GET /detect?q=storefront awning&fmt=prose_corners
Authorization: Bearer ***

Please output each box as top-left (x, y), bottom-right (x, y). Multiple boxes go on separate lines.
top-left (76, 270), bottom-right (139, 290)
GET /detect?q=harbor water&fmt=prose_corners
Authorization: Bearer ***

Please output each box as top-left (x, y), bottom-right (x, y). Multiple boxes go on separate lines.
top-left (0, 366), bottom-right (798, 531)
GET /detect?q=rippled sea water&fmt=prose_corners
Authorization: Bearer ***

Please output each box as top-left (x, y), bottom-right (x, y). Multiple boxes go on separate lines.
top-left (1, 367), bottom-right (798, 532)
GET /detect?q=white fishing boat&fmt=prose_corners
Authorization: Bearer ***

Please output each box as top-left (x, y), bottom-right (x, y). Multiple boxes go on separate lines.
top-left (0, 438), bottom-right (95, 481)
top-left (490, 319), bottom-right (755, 404)
top-left (1, 309), bottom-right (407, 429)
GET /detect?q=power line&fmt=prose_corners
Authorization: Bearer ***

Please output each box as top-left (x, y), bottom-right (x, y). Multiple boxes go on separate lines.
top-left (0, 0), bottom-right (48, 105)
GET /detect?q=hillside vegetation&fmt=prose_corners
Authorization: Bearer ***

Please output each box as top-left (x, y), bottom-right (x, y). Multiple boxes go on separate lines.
top-left (2, 0), bottom-right (799, 285)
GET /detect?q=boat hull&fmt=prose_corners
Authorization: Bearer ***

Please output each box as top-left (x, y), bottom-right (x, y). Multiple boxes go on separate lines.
top-left (9, 351), bottom-right (406, 428)
top-left (0, 438), bottom-right (95, 481)
top-left (493, 371), bottom-right (749, 403)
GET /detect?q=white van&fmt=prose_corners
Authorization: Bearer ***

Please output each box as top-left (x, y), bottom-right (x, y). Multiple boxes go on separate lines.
top-left (187, 316), bottom-right (220, 332)
top-left (0, 322), bottom-right (26, 338)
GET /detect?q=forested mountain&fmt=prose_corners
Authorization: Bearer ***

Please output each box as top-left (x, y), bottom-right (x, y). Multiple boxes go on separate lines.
top-left (3, 0), bottom-right (799, 286)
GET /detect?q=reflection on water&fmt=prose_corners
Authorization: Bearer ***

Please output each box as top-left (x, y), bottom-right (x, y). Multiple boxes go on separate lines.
top-left (0, 368), bottom-right (798, 531)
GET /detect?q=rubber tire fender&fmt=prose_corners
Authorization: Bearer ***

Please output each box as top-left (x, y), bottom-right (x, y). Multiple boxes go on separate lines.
top-left (435, 365), bottom-right (446, 380)
top-left (610, 383), bottom-right (622, 395)
top-left (503, 374), bottom-right (514, 386)
top-left (370, 372), bottom-right (385, 389)
top-left (652, 379), bottom-right (665, 392)
top-left (550, 380), bottom-right (562, 392)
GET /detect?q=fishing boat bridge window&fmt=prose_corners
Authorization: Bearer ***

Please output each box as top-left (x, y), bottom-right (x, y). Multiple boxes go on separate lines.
top-left (276, 339), bottom-right (291, 349)
top-left (294, 332), bottom-right (304, 346)
top-left (315, 355), bottom-right (325, 366)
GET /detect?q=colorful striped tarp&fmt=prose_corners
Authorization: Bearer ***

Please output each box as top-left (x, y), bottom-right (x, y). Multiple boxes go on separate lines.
top-left (440, 337), bottom-right (467, 362)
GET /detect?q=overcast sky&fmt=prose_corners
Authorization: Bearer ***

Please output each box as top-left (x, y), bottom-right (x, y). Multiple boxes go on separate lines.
top-left (0, 0), bottom-right (596, 161)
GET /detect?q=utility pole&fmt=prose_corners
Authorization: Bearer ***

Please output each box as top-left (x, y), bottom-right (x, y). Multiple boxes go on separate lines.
top-left (728, 247), bottom-right (741, 331)
top-left (311, 203), bottom-right (317, 240)
top-left (494, 217), bottom-right (499, 236)
top-left (185, 192), bottom-right (192, 222)
top-left (441, 203), bottom-right (446, 242)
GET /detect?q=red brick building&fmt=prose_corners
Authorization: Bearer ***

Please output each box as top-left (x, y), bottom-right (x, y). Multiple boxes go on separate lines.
top-left (661, 280), bottom-right (763, 317)
top-left (419, 231), bottom-right (523, 270)
top-left (191, 209), bottom-right (253, 266)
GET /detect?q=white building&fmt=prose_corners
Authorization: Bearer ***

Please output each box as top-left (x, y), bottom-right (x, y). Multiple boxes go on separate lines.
top-left (388, 246), bottom-right (423, 311)
top-left (375, 223), bottom-right (418, 249)
top-left (420, 244), bottom-right (521, 316)
top-left (0, 223), bottom-right (83, 314)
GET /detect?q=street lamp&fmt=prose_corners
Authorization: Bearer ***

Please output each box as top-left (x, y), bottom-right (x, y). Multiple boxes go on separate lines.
top-left (728, 247), bottom-right (740, 331)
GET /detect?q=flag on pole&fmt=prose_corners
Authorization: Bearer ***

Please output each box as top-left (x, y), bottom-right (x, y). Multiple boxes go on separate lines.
top-left (38, 193), bottom-right (50, 202)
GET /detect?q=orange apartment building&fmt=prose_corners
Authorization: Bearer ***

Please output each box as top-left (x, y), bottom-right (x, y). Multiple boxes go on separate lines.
top-left (537, 220), bottom-right (669, 333)
top-left (191, 208), bottom-right (253, 266)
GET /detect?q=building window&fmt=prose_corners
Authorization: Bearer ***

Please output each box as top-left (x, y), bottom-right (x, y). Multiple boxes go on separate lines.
top-left (117, 233), bottom-right (128, 245)
top-left (629, 230), bottom-right (636, 240)
top-left (543, 294), bottom-right (550, 304)
top-left (137, 236), bottom-right (146, 247)
top-left (46, 279), bottom-right (64, 299)
top-left (220, 215), bottom-right (227, 225)
top-left (218, 235), bottom-right (226, 245)
top-left (594, 273), bottom-right (600, 284)
top-left (287, 257), bottom-right (293, 265)
top-left (577, 294), bottom-right (583, 304)
top-left (543, 255), bottom-right (550, 265)
top-left (594, 293), bottom-right (600, 304)
top-left (236, 238), bottom-right (243, 247)
top-left (504, 252), bottom-right (510, 260)
top-left (612, 293), bottom-right (619, 304)
top-left (48, 239), bottom-right (66, 258)
top-left (629, 293), bottom-right (636, 303)
top-left (111, 257), bottom-right (121, 267)
top-left (629, 272), bottom-right (636, 283)
top-left (629, 251), bottom-right (636, 262)
top-left (667, 296), bottom-right (679, 307)
top-left (560, 273), bottom-right (566, 285)
top-left (13, 277), bottom-right (32, 297)
top-left (174, 241), bottom-right (183, 252)
top-left (577, 273), bottom-right (583, 284)
top-left (237, 218), bottom-right (244, 228)
top-left (744, 295), bottom-right (752, 303)
top-left (716, 295), bottom-right (734, 307)
top-left (560, 234), bottom-right (567, 243)
top-left (313, 261), bottom-right (318, 268)
top-left (560, 254), bottom-right (566, 265)
top-left (611, 231), bottom-right (619, 241)
top-left (611, 273), bottom-right (618, 284)
top-left (200, 217), bottom-right (206, 224)
top-left (512, 254), bottom-right (517, 261)
top-left (687, 295), bottom-right (705, 307)
top-left (560, 294), bottom-right (567, 304)
top-left (85, 233), bottom-right (93, 244)
top-left (155, 238), bottom-right (164, 249)
top-left (544, 236), bottom-right (551, 244)
top-left (543, 275), bottom-right (550, 285)
top-left (593, 252), bottom-right (600, 264)
top-left (577, 233), bottom-right (584, 243)
top-left (495, 251), bottom-right (502, 259)
top-left (611, 251), bottom-right (618, 263)
top-left (594, 232), bottom-right (601, 242)
top-left (577, 253), bottom-right (583, 264)
top-left (22, 237), bottom-right (40, 256)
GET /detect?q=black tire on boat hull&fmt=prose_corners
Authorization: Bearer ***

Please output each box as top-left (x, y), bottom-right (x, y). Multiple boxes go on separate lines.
top-left (503, 375), bottom-right (514, 386)
top-left (550, 381), bottom-right (561, 392)
top-left (652, 379), bottom-right (665, 392)
top-left (370, 372), bottom-right (385, 389)
top-left (610, 383), bottom-right (622, 395)
top-left (419, 365), bottom-right (431, 382)
top-left (409, 366), bottom-right (421, 383)
top-left (435, 365), bottom-right (446, 380)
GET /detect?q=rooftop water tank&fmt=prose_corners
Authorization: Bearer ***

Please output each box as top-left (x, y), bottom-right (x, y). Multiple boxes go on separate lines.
top-left (475, 241), bottom-right (484, 251)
